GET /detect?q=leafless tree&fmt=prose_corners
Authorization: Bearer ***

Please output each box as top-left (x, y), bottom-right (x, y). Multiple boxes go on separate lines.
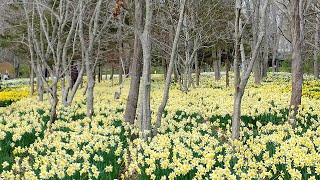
top-left (232, 0), bottom-right (269, 140)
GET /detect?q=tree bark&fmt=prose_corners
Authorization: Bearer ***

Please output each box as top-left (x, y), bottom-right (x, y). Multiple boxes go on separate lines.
top-left (124, 37), bottom-right (143, 124)
top-left (13, 56), bottom-right (20, 79)
top-left (29, 63), bottom-right (34, 95)
top-left (49, 79), bottom-right (58, 126)
top-left (226, 51), bottom-right (230, 87)
top-left (154, 0), bottom-right (186, 133)
top-left (124, 0), bottom-right (144, 125)
top-left (105, 64), bottom-right (108, 80)
top-left (240, 35), bottom-right (246, 73)
top-left (314, 16), bottom-right (319, 79)
top-left (240, 18), bottom-right (246, 74)
top-left (98, 62), bottom-right (102, 83)
top-left (262, 41), bottom-right (269, 78)
top-left (232, 0), bottom-right (242, 140)
top-left (162, 57), bottom-right (168, 80)
top-left (253, 0), bottom-right (262, 85)
top-left (272, 10), bottom-right (280, 72)
top-left (214, 48), bottom-right (221, 81)
top-left (37, 63), bottom-right (44, 102)
top-left (195, 51), bottom-right (200, 86)
top-left (110, 64), bottom-right (114, 80)
top-left (135, 0), bottom-right (153, 139)
top-left (86, 66), bottom-right (95, 117)
top-left (232, 0), bottom-right (269, 140)
top-left (118, 26), bottom-right (123, 85)
top-left (289, 0), bottom-right (304, 122)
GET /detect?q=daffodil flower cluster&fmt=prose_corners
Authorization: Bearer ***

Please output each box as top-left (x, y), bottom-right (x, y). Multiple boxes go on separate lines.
top-left (0, 73), bottom-right (319, 180)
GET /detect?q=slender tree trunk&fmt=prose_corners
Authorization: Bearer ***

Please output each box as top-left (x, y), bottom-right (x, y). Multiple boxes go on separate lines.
top-left (174, 61), bottom-right (179, 83)
top-left (232, 0), bottom-right (268, 140)
top-left (118, 30), bottom-right (123, 85)
top-left (49, 80), bottom-right (58, 126)
top-left (213, 48), bottom-right (221, 81)
top-left (37, 63), bottom-right (44, 102)
top-left (240, 21), bottom-right (247, 74)
top-left (138, 0), bottom-right (153, 139)
top-left (262, 41), bottom-right (269, 78)
top-left (195, 51), bottom-right (200, 86)
top-left (98, 62), bottom-right (102, 83)
top-left (262, 6), bottom-right (270, 78)
top-left (13, 57), bottom-right (20, 79)
top-left (105, 64), bottom-right (108, 80)
top-left (272, 48), bottom-right (278, 72)
top-left (272, 12), bottom-right (280, 72)
top-left (86, 64), bottom-right (95, 117)
top-left (253, 56), bottom-right (262, 84)
top-left (110, 64), bottom-right (114, 80)
top-left (30, 62), bottom-right (34, 95)
top-left (124, 0), bottom-right (144, 125)
top-left (162, 57), bottom-right (168, 80)
top-left (154, 0), bottom-right (186, 133)
top-left (124, 37), bottom-right (143, 124)
top-left (253, 0), bottom-right (261, 85)
top-left (232, 0), bottom-right (242, 140)
top-left (289, 0), bottom-right (304, 123)
top-left (23, 1), bottom-right (35, 95)
top-left (314, 16), bottom-right (319, 79)
top-left (66, 65), bottom-right (85, 106)
top-left (226, 51), bottom-right (230, 87)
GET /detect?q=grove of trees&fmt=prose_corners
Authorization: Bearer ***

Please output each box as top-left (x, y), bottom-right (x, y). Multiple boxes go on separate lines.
top-left (0, 0), bottom-right (319, 140)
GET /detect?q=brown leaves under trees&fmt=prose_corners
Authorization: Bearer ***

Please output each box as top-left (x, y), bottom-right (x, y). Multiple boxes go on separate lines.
top-left (112, 0), bottom-right (124, 17)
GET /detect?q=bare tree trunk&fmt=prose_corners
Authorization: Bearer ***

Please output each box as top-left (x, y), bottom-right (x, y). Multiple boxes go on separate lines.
top-left (154, 0), bottom-right (186, 133)
top-left (262, 5), bottom-right (270, 78)
top-left (118, 27), bottom-right (123, 85)
top-left (253, 0), bottom-right (261, 85)
top-left (29, 63), bottom-right (34, 95)
top-left (314, 16), bottom-right (319, 79)
top-left (78, 0), bottom-right (105, 118)
top-left (226, 51), bottom-right (230, 87)
top-left (138, 0), bottom-right (153, 139)
top-left (213, 48), bottom-right (221, 81)
top-left (124, 37), bottom-right (143, 124)
top-left (240, 19), bottom-right (246, 73)
top-left (66, 65), bottom-right (85, 106)
top-left (86, 66), bottom-right (95, 117)
top-left (162, 57), bottom-right (168, 80)
top-left (14, 56), bottom-right (20, 79)
top-left (232, 0), bottom-right (242, 140)
top-left (262, 41), bottom-right (269, 78)
top-left (253, 56), bottom-right (262, 85)
top-left (289, 0), bottom-right (304, 123)
top-left (98, 63), bottom-right (102, 83)
top-left (49, 79), bottom-right (58, 126)
top-left (232, 0), bottom-right (268, 140)
top-left (195, 51), bottom-right (200, 86)
top-left (37, 63), bottom-right (44, 101)
top-left (124, 0), bottom-right (144, 125)
top-left (110, 64), bottom-right (114, 80)
top-left (240, 36), bottom-right (246, 73)
top-left (105, 64), bottom-right (108, 80)
top-left (173, 63), bottom-right (179, 83)
top-left (23, 1), bottom-right (35, 95)
top-left (272, 9), bottom-right (280, 72)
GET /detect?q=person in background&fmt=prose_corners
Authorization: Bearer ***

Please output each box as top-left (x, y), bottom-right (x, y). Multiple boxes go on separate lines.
top-left (4, 72), bottom-right (9, 80)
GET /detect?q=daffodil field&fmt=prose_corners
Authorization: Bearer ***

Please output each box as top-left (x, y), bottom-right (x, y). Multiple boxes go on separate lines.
top-left (1, 73), bottom-right (320, 180)
top-left (0, 86), bottom-right (30, 107)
